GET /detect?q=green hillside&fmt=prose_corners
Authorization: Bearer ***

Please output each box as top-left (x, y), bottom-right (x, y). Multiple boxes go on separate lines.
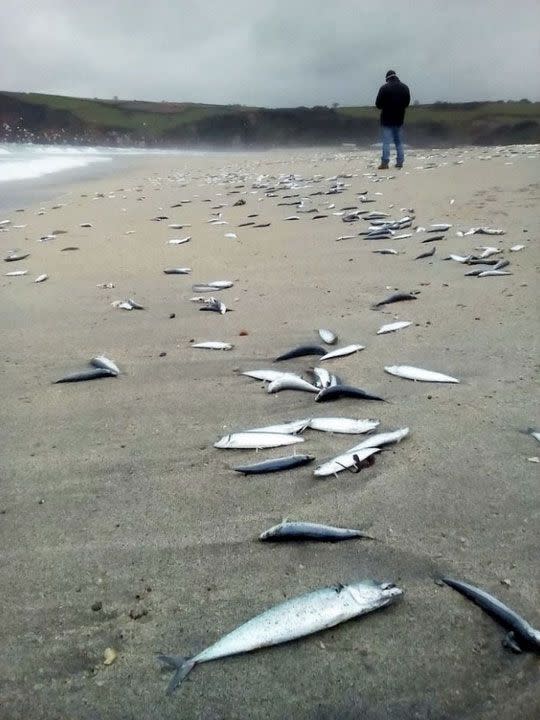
top-left (0, 91), bottom-right (538, 146)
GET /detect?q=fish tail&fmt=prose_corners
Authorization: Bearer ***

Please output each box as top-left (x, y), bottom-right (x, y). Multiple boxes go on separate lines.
top-left (156, 654), bottom-right (196, 695)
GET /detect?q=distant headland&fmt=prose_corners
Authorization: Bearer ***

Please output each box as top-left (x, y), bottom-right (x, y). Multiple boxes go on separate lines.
top-left (1, 91), bottom-right (538, 147)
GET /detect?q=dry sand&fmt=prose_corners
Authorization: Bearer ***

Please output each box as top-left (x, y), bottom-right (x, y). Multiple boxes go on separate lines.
top-left (1, 145), bottom-right (539, 720)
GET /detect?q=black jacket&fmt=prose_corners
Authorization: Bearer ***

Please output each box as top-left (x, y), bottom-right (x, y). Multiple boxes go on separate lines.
top-left (375, 76), bottom-right (410, 127)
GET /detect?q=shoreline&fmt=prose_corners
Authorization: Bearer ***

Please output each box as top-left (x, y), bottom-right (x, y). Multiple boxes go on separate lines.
top-left (1, 144), bottom-right (538, 720)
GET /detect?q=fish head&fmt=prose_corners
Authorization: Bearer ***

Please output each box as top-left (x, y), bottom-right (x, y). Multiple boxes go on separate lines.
top-left (347, 580), bottom-right (403, 607)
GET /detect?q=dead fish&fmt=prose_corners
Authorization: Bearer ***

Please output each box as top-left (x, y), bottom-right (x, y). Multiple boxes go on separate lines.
top-left (233, 454), bottom-right (314, 475)
top-left (80, 222), bottom-right (93, 228)
top-left (191, 341), bottom-right (233, 350)
top-left (372, 291), bottom-right (417, 308)
top-left (241, 369), bottom-right (302, 383)
top-left (112, 298), bottom-right (144, 310)
top-left (199, 298), bottom-right (228, 314)
top-left (259, 521), bottom-right (371, 541)
top-left (377, 321), bottom-right (412, 335)
top-left (274, 345), bottom-right (327, 362)
top-left (163, 267), bottom-right (191, 274)
top-left (315, 385), bottom-right (385, 402)
top-left (90, 355), bottom-right (120, 375)
top-left (4, 252), bottom-right (29, 262)
top-left (477, 246), bottom-right (501, 259)
top-left (34, 274), bottom-right (49, 283)
top-left (372, 248), bottom-right (398, 255)
top-left (428, 223), bottom-right (452, 232)
top-left (5, 269), bottom-right (28, 276)
top-left (318, 329), bottom-right (338, 345)
top-left (446, 254), bottom-right (473, 263)
top-left (415, 246), bottom-right (436, 260)
top-left (314, 428), bottom-right (408, 477)
top-left (61, 246), bottom-right (79, 251)
top-left (55, 367), bottom-right (116, 383)
top-left (384, 365), bottom-right (459, 383)
top-left (157, 579), bottom-right (402, 694)
top-left (308, 417), bottom-right (380, 434)
top-left (214, 432), bottom-right (304, 449)
top-left (192, 284), bottom-right (221, 293)
top-left (314, 447), bottom-right (380, 477)
top-left (465, 227), bottom-right (505, 236)
top-left (510, 245), bottom-right (524, 252)
top-left (320, 344), bottom-right (365, 361)
top-left (441, 577), bottom-right (540, 654)
top-left (207, 281), bottom-right (234, 289)
top-left (492, 259), bottom-right (510, 271)
top-left (168, 223), bottom-right (191, 229)
top-left (477, 270), bottom-right (512, 278)
top-left (167, 237), bottom-right (191, 245)
top-left (421, 235), bottom-right (445, 243)
top-left (267, 376), bottom-right (319, 394)
top-left (336, 235), bottom-right (356, 241)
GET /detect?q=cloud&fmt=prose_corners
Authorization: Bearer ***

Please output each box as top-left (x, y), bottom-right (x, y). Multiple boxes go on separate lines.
top-left (0, 0), bottom-right (538, 106)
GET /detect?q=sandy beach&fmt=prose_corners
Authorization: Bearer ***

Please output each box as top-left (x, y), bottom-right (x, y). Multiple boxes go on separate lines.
top-left (1, 145), bottom-right (539, 720)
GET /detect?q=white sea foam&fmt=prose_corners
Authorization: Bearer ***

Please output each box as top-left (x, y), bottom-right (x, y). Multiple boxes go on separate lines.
top-left (0, 142), bottom-right (201, 183)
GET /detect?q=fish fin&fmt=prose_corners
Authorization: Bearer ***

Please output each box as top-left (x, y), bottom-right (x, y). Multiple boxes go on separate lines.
top-left (502, 632), bottom-right (523, 654)
top-left (156, 654), bottom-right (196, 694)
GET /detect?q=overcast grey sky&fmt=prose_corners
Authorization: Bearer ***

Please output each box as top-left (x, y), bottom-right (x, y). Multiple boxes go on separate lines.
top-left (1, 0), bottom-right (539, 106)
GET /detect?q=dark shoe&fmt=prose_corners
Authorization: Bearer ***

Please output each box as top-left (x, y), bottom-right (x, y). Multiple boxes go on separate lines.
top-left (378, 162), bottom-right (389, 170)
top-left (395, 163), bottom-right (403, 169)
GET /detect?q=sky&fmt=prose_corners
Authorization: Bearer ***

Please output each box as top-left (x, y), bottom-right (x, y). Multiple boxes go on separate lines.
top-left (1, 0), bottom-right (539, 107)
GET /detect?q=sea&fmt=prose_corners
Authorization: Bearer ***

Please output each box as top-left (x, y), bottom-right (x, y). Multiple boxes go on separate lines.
top-left (0, 142), bottom-right (201, 212)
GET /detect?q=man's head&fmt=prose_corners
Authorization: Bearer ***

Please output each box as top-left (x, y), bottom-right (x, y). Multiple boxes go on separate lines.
top-left (385, 69), bottom-right (397, 80)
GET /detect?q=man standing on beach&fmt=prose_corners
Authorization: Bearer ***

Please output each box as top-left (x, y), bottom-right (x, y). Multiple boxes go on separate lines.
top-left (375, 70), bottom-right (410, 169)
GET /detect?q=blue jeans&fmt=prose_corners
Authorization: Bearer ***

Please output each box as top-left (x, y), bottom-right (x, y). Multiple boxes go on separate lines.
top-left (381, 125), bottom-right (404, 165)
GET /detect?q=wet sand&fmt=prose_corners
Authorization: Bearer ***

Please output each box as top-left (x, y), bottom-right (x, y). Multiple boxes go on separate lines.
top-left (1, 146), bottom-right (539, 720)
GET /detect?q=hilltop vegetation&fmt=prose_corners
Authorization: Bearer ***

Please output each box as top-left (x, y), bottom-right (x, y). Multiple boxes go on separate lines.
top-left (0, 91), bottom-right (538, 147)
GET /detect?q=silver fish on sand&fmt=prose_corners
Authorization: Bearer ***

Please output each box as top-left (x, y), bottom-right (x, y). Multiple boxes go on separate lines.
top-left (90, 355), bottom-right (120, 375)
top-left (308, 417), bottom-right (380, 434)
top-left (207, 280), bottom-right (234, 289)
top-left (377, 321), bottom-right (412, 335)
top-left (112, 298), bottom-right (144, 310)
top-left (384, 365), bottom-right (459, 383)
top-left (372, 248), bottom-right (398, 255)
top-left (259, 521), bottom-right (371, 542)
top-left (168, 236), bottom-right (191, 245)
top-left (5, 270), bottom-right (28, 276)
top-left (34, 274), bottom-right (49, 283)
top-left (267, 376), bottom-right (319, 394)
top-left (318, 328), bottom-right (338, 345)
top-left (241, 369), bottom-right (302, 383)
top-left (157, 579), bottom-right (403, 694)
top-left (233, 454), bottom-right (314, 474)
top-left (477, 270), bottom-right (512, 278)
top-left (314, 447), bottom-right (380, 477)
top-left (320, 344), bottom-right (365, 361)
top-left (313, 427), bottom-right (409, 477)
top-left (54, 367), bottom-right (116, 383)
top-left (191, 341), bottom-right (233, 350)
top-left (163, 267), bottom-right (191, 274)
top-left (214, 432), bottom-right (305, 449)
